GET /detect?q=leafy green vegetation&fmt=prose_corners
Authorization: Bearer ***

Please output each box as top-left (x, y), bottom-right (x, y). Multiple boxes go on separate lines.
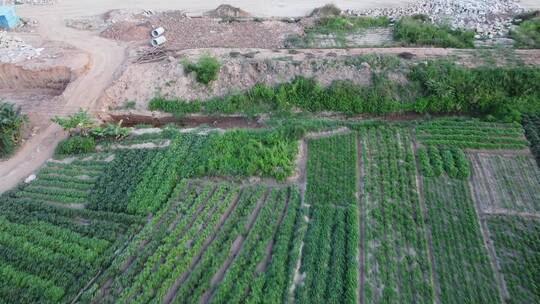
top-left (510, 14), bottom-right (540, 48)
top-left (3, 117), bottom-right (540, 303)
top-left (417, 118), bottom-right (529, 149)
top-left (394, 15), bottom-right (475, 48)
top-left (198, 129), bottom-right (298, 181)
top-left (0, 102), bottom-right (26, 158)
top-left (423, 176), bottom-right (501, 303)
top-left (55, 136), bottom-right (96, 155)
top-left (150, 60), bottom-right (540, 122)
top-left (0, 178), bottom-right (142, 303)
top-left (297, 134), bottom-right (358, 303)
top-left (182, 54), bottom-right (221, 84)
top-left (52, 109), bottom-right (96, 136)
top-left (409, 60), bottom-right (540, 120)
top-left (361, 127), bottom-right (434, 303)
top-left (89, 149), bottom-right (162, 213)
top-left (487, 216), bottom-right (540, 304)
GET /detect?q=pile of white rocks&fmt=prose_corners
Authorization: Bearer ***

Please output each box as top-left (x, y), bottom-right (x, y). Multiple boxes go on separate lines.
top-left (349, 0), bottom-right (526, 38)
top-left (0, 31), bottom-right (43, 63)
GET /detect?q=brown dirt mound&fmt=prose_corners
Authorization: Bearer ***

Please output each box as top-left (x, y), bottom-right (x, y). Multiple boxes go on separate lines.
top-left (100, 21), bottom-right (153, 41)
top-left (309, 4), bottom-right (342, 18)
top-left (204, 4), bottom-right (251, 18)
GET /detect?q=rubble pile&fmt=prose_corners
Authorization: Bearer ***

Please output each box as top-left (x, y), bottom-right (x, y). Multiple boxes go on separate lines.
top-left (0, 31), bottom-right (42, 63)
top-left (350, 0), bottom-right (526, 38)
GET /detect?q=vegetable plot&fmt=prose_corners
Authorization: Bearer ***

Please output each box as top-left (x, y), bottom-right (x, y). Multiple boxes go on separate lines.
top-left (417, 118), bottom-right (528, 149)
top-left (487, 216), bottom-right (540, 304)
top-left (0, 192), bottom-right (142, 303)
top-left (423, 176), bottom-right (501, 303)
top-left (360, 127), bottom-right (434, 303)
top-left (296, 134), bottom-right (359, 304)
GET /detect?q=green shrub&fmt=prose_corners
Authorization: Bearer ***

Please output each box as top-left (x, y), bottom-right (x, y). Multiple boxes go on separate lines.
top-left (0, 102), bottom-right (26, 157)
top-left (452, 148), bottom-right (470, 179)
top-left (441, 148), bottom-right (459, 178)
top-left (183, 54), bottom-right (221, 84)
top-left (417, 147), bottom-right (434, 177)
top-left (312, 16), bottom-right (390, 34)
top-left (55, 136), bottom-right (96, 155)
top-left (150, 60), bottom-right (540, 122)
top-left (409, 60), bottom-right (540, 120)
top-left (510, 16), bottom-right (540, 48)
top-left (428, 146), bottom-right (444, 176)
top-left (394, 17), bottom-right (475, 48)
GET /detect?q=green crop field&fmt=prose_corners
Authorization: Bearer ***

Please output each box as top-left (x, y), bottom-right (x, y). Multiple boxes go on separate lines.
top-left (1, 118), bottom-right (539, 304)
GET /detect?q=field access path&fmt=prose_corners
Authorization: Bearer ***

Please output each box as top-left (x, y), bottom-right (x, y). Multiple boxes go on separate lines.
top-left (0, 9), bottom-right (126, 193)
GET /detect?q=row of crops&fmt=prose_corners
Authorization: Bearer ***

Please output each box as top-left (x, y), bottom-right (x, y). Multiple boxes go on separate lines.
top-left (417, 118), bottom-right (529, 149)
top-left (360, 127), bottom-right (434, 303)
top-left (12, 155), bottom-right (112, 208)
top-left (486, 216), bottom-right (540, 304)
top-left (423, 175), bottom-right (501, 303)
top-left (296, 134), bottom-right (359, 304)
top-left (417, 146), bottom-right (470, 179)
top-left (0, 189), bottom-right (143, 303)
top-left (84, 180), bottom-right (304, 304)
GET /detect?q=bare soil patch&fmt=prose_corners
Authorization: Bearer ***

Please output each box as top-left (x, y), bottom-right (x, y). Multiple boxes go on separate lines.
top-left (108, 113), bottom-right (261, 128)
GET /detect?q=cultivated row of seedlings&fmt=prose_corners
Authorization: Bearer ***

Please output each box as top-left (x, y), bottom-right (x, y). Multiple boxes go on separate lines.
top-left (417, 118), bottom-right (529, 149)
top-left (296, 134), bottom-right (359, 304)
top-left (84, 179), bottom-right (303, 304)
top-left (417, 146), bottom-right (470, 180)
top-left (486, 215), bottom-right (540, 304)
top-left (0, 192), bottom-right (143, 303)
top-left (13, 157), bottom-right (111, 207)
top-left (421, 147), bottom-right (501, 304)
top-left (360, 127), bottom-right (434, 303)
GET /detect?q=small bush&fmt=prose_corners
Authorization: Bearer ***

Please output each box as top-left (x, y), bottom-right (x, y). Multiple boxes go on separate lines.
top-left (183, 54), bottom-right (221, 84)
top-left (309, 4), bottom-right (342, 18)
top-left (0, 102), bottom-right (26, 157)
top-left (56, 136), bottom-right (95, 155)
top-left (510, 16), bottom-right (540, 48)
top-left (394, 17), bottom-right (475, 48)
top-left (313, 16), bottom-right (390, 34)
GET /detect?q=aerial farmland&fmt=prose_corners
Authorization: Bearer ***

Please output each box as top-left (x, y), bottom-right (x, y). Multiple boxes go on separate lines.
top-left (0, 1), bottom-right (539, 303)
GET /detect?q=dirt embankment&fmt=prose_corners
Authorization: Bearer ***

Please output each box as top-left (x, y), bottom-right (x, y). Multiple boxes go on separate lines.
top-left (0, 64), bottom-right (73, 92)
top-left (101, 46), bottom-right (540, 111)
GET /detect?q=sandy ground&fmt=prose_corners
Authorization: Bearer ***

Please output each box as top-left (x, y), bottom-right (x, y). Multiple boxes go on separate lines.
top-left (0, 8), bottom-right (126, 192)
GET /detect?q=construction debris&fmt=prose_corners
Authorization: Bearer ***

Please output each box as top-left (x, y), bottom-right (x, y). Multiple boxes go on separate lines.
top-left (0, 31), bottom-right (42, 63)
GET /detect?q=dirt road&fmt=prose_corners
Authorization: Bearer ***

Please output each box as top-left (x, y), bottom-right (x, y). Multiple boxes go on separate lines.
top-left (0, 12), bottom-right (125, 193)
